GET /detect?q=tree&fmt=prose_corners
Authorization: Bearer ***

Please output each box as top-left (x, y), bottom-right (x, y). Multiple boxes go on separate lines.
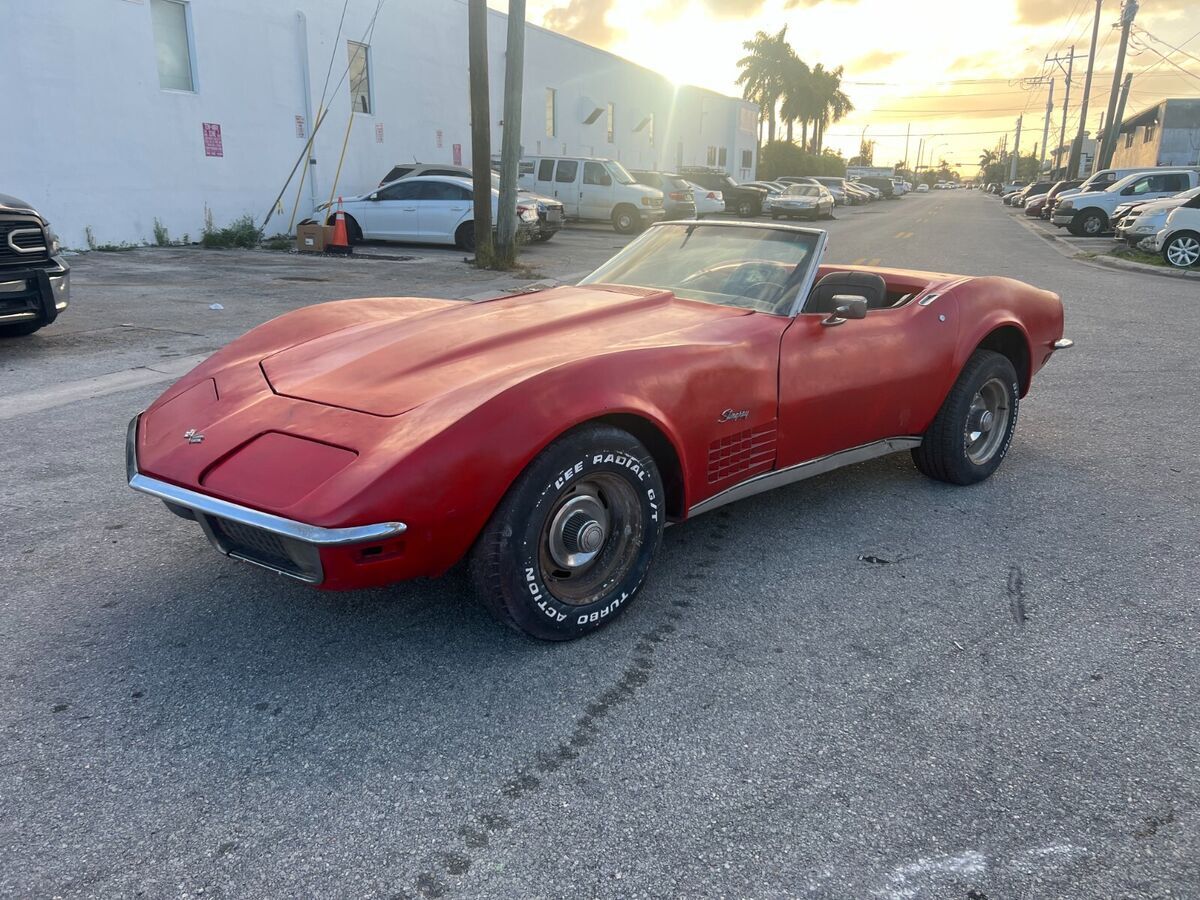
top-left (810, 64), bottom-right (852, 154)
top-left (779, 56), bottom-right (813, 146)
top-left (758, 141), bottom-right (846, 179)
top-left (736, 27), bottom-right (791, 145)
top-left (978, 148), bottom-right (999, 171)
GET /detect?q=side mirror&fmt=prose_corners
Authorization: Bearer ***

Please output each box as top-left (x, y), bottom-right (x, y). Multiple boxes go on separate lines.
top-left (821, 295), bottom-right (868, 327)
top-left (369, 193), bottom-right (380, 201)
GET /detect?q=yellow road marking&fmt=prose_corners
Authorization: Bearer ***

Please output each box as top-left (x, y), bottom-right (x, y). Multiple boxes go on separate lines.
top-left (895, 231), bottom-right (914, 239)
top-left (851, 257), bottom-right (867, 265)
top-left (867, 257), bottom-right (882, 266)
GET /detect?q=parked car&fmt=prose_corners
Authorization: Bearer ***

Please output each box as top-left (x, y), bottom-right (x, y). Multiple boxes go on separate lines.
top-left (126, 219), bottom-right (1070, 640)
top-left (767, 183), bottom-right (835, 220)
top-left (855, 176), bottom-right (897, 199)
top-left (522, 156), bottom-right (665, 234)
top-left (383, 163), bottom-right (564, 242)
top-left (681, 167), bottom-right (769, 217)
top-left (776, 176), bottom-right (820, 186)
top-left (1038, 179), bottom-right (1084, 219)
top-left (1151, 193), bottom-right (1200, 267)
top-left (1023, 194), bottom-right (1050, 216)
top-left (1115, 186), bottom-right (1200, 248)
top-left (843, 182), bottom-right (874, 203)
top-left (851, 182), bottom-right (883, 201)
top-left (325, 176), bottom-right (538, 251)
top-left (630, 171), bottom-right (698, 220)
top-left (916, 183), bottom-right (930, 193)
top-left (1010, 181), bottom-right (1055, 208)
top-left (1047, 168), bottom-right (1170, 222)
top-left (1053, 169), bottom-right (1200, 236)
top-left (0, 193), bottom-right (69, 337)
top-left (687, 182), bottom-right (726, 218)
top-left (811, 176), bottom-right (851, 205)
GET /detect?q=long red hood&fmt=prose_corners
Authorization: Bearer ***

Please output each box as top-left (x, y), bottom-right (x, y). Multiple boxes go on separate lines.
top-left (259, 285), bottom-right (752, 416)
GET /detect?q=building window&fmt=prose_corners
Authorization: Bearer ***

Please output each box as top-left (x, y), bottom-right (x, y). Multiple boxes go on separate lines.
top-left (150, 0), bottom-right (195, 92)
top-left (607, 103), bottom-right (615, 143)
top-left (546, 89), bottom-right (556, 137)
top-left (706, 146), bottom-right (717, 166)
top-left (1144, 123), bottom-right (1157, 143)
top-left (348, 41), bottom-right (371, 113)
top-left (1124, 130), bottom-right (1134, 149)
top-left (741, 149), bottom-right (753, 170)
top-left (718, 147), bottom-right (728, 168)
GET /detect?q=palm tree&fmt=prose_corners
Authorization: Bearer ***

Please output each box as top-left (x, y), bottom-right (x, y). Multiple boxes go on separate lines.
top-left (736, 26), bottom-right (790, 144)
top-left (779, 55), bottom-right (813, 145)
top-left (810, 65), bottom-right (852, 153)
top-left (978, 148), bottom-right (999, 171)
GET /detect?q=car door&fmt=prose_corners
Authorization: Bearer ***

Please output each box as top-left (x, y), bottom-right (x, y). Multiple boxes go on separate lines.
top-left (775, 289), bottom-right (959, 467)
top-left (579, 161), bottom-right (615, 220)
top-left (533, 158), bottom-right (555, 197)
top-left (554, 159), bottom-right (581, 216)
top-left (356, 181), bottom-right (421, 240)
top-left (415, 181), bottom-right (471, 243)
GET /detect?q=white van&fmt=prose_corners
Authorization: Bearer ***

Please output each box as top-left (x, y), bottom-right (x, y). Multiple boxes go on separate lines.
top-left (520, 157), bottom-right (665, 234)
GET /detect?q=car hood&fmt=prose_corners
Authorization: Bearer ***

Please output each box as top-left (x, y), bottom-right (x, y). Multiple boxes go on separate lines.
top-left (260, 285), bottom-right (751, 416)
top-left (1131, 197), bottom-right (1187, 217)
top-left (0, 193), bottom-right (42, 219)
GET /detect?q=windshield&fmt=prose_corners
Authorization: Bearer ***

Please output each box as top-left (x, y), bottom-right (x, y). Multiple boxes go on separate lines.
top-left (784, 185), bottom-right (819, 197)
top-left (578, 223), bottom-right (821, 316)
top-left (605, 161), bottom-right (636, 185)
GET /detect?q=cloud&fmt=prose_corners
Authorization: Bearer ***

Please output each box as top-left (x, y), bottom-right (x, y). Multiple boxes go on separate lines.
top-left (543, 0), bottom-right (619, 45)
top-left (850, 50), bottom-right (905, 72)
top-left (784, 0), bottom-right (857, 7)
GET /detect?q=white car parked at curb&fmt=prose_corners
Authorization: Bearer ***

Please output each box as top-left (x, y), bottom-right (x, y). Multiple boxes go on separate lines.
top-left (1152, 197), bottom-right (1200, 268)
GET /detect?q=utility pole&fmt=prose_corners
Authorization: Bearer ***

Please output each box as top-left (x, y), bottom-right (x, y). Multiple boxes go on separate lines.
top-left (467, 0), bottom-right (494, 266)
top-left (1009, 116), bottom-right (1023, 181)
top-left (1103, 73), bottom-right (1134, 168)
top-left (1069, 0), bottom-right (1104, 178)
top-left (1098, 0), bottom-right (1138, 169)
top-left (1039, 79), bottom-right (1054, 175)
top-left (914, 137), bottom-right (923, 184)
top-left (902, 123), bottom-right (911, 174)
top-left (1046, 46), bottom-right (1081, 178)
top-left (495, 0), bottom-right (526, 266)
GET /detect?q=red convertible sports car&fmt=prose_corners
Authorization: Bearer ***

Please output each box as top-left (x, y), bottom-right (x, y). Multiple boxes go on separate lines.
top-left (127, 221), bottom-right (1071, 640)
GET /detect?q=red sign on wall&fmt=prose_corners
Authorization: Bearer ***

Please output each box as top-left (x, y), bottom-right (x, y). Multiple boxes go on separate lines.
top-left (202, 123), bottom-right (223, 157)
top-left (452, 143), bottom-right (462, 166)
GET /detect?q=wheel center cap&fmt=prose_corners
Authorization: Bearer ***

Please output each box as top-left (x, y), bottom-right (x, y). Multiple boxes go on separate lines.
top-left (978, 409), bottom-right (994, 432)
top-left (577, 521), bottom-right (605, 553)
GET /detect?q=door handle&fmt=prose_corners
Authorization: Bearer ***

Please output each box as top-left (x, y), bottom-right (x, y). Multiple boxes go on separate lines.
top-left (402, 207), bottom-right (416, 211)
top-left (450, 206), bottom-right (466, 211)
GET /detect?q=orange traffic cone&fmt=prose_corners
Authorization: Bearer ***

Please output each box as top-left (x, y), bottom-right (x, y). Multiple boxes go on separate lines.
top-left (328, 197), bottom-right (352, 255)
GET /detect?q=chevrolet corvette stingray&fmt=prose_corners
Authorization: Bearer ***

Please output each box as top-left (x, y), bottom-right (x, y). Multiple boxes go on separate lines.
top-left (127, 221), bottom-right (1071, 640)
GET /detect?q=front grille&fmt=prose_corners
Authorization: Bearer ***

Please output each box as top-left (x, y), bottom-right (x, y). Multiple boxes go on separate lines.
top-left (0, 217), bottom-right (50, 268)
top-left (205, 515), bottom-right (322, 582)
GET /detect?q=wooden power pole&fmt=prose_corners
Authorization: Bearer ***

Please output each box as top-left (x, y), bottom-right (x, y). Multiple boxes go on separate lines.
top-left (495, 0), bottom-right (526, 266)
top-left (1069, 0), bottom-right (1104, 178)
top-left (1098, 0), bottom-right (1139, 169)
top-left (467, 0), bottom-right (494, 266)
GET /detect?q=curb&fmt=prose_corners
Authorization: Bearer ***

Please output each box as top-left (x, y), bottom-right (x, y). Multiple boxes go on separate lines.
top-left (1005, 206), bottom-right (1200, 282)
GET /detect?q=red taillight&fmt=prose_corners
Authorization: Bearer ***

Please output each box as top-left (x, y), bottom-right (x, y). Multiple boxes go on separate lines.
top-left (669, 191), bottom-right (687, 201)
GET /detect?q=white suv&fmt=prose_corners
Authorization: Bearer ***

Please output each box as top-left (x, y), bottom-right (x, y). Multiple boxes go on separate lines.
top-left (1052, 169), bottom-right (1200, 236)
top-left (520, 157), bottom-right (665, 234)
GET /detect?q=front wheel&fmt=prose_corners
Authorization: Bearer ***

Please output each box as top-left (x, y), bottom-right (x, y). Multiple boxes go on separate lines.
top-left (469, 424), bottom-right (665, 640)
top-left (736, 200), bottom-right (755, 217)
top-left (912, 350), bottom-right (1019, 485)
top-left (0, 321), bottom-right (43, 338)
top-left (611, 206), bottom-right (639, 234)
top-left (455, 222), bottom-right (477, 252)
top-left (1162, 231), bottom-right (1200, 268)
top-left (1070, 209), bottom-right (1108, 237)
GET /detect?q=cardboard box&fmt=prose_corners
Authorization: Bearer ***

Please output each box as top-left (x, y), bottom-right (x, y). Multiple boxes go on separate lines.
top-left (296, 222), bottom-right (333, 253)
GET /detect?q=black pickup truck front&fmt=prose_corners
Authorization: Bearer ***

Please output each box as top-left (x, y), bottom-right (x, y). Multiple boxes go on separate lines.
top-left (0, 193), bottom-right (69, 337)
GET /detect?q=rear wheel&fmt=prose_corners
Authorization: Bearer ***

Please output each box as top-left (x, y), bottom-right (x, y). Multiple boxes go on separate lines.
top-left (912, 350), bottom-right (1019, 485)
top-left (455, 222), bottom-right (477, 252)
top-left (736, 199), bottom-right (755, 217)
top-left (469, 425), bottom-right (665, 640)
top-left (1162, 231), bottom-right (1200, 268)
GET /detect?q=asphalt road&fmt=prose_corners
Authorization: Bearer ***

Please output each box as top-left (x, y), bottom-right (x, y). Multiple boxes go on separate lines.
top-left (2, 193), bottom-right (1197, 899)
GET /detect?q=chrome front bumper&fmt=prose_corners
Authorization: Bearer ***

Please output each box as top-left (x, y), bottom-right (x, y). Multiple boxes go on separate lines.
top-left (0, 270), bottom-right (69, 324)
top-left (126, 415), bottom-right (406, 583)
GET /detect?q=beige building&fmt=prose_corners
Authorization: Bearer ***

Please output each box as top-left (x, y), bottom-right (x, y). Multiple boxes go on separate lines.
top-left (1109, 98), bottom-right (1200, 170)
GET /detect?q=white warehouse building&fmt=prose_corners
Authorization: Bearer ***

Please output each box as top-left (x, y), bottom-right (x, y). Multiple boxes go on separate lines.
top-left (1, 0), bottom-right (759, 248)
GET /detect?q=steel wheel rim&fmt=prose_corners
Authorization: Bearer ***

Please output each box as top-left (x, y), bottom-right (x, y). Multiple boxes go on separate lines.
top-left (538, 473), bottom-right (644, 606)
top-left (1083, 215), bottom-right (1103, 234)
top-left (1167, 236), bottom-right (1200, 267)
top-left (964, 377), bottom-right (1011, 465)
top-left (617, 213), bottom-right (633, 230)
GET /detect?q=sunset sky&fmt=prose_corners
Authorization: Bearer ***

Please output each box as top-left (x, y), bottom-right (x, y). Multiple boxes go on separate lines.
top-left (491, 0), bottom-right (1199, 174)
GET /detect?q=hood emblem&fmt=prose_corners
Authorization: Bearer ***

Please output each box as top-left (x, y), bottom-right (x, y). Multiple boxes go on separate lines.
top-left (183, 429), bottom-right (205, 444)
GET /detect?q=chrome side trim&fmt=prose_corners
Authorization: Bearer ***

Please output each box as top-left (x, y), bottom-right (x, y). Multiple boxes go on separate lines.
top-left (0, 311), bottom-right (38, 322)
top-left (1053, 338), bottom-right (1074, 350)
top-left (687, 437), bottom-right (923, 518)
top-left (125, 415), bottom-right (406, 547)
